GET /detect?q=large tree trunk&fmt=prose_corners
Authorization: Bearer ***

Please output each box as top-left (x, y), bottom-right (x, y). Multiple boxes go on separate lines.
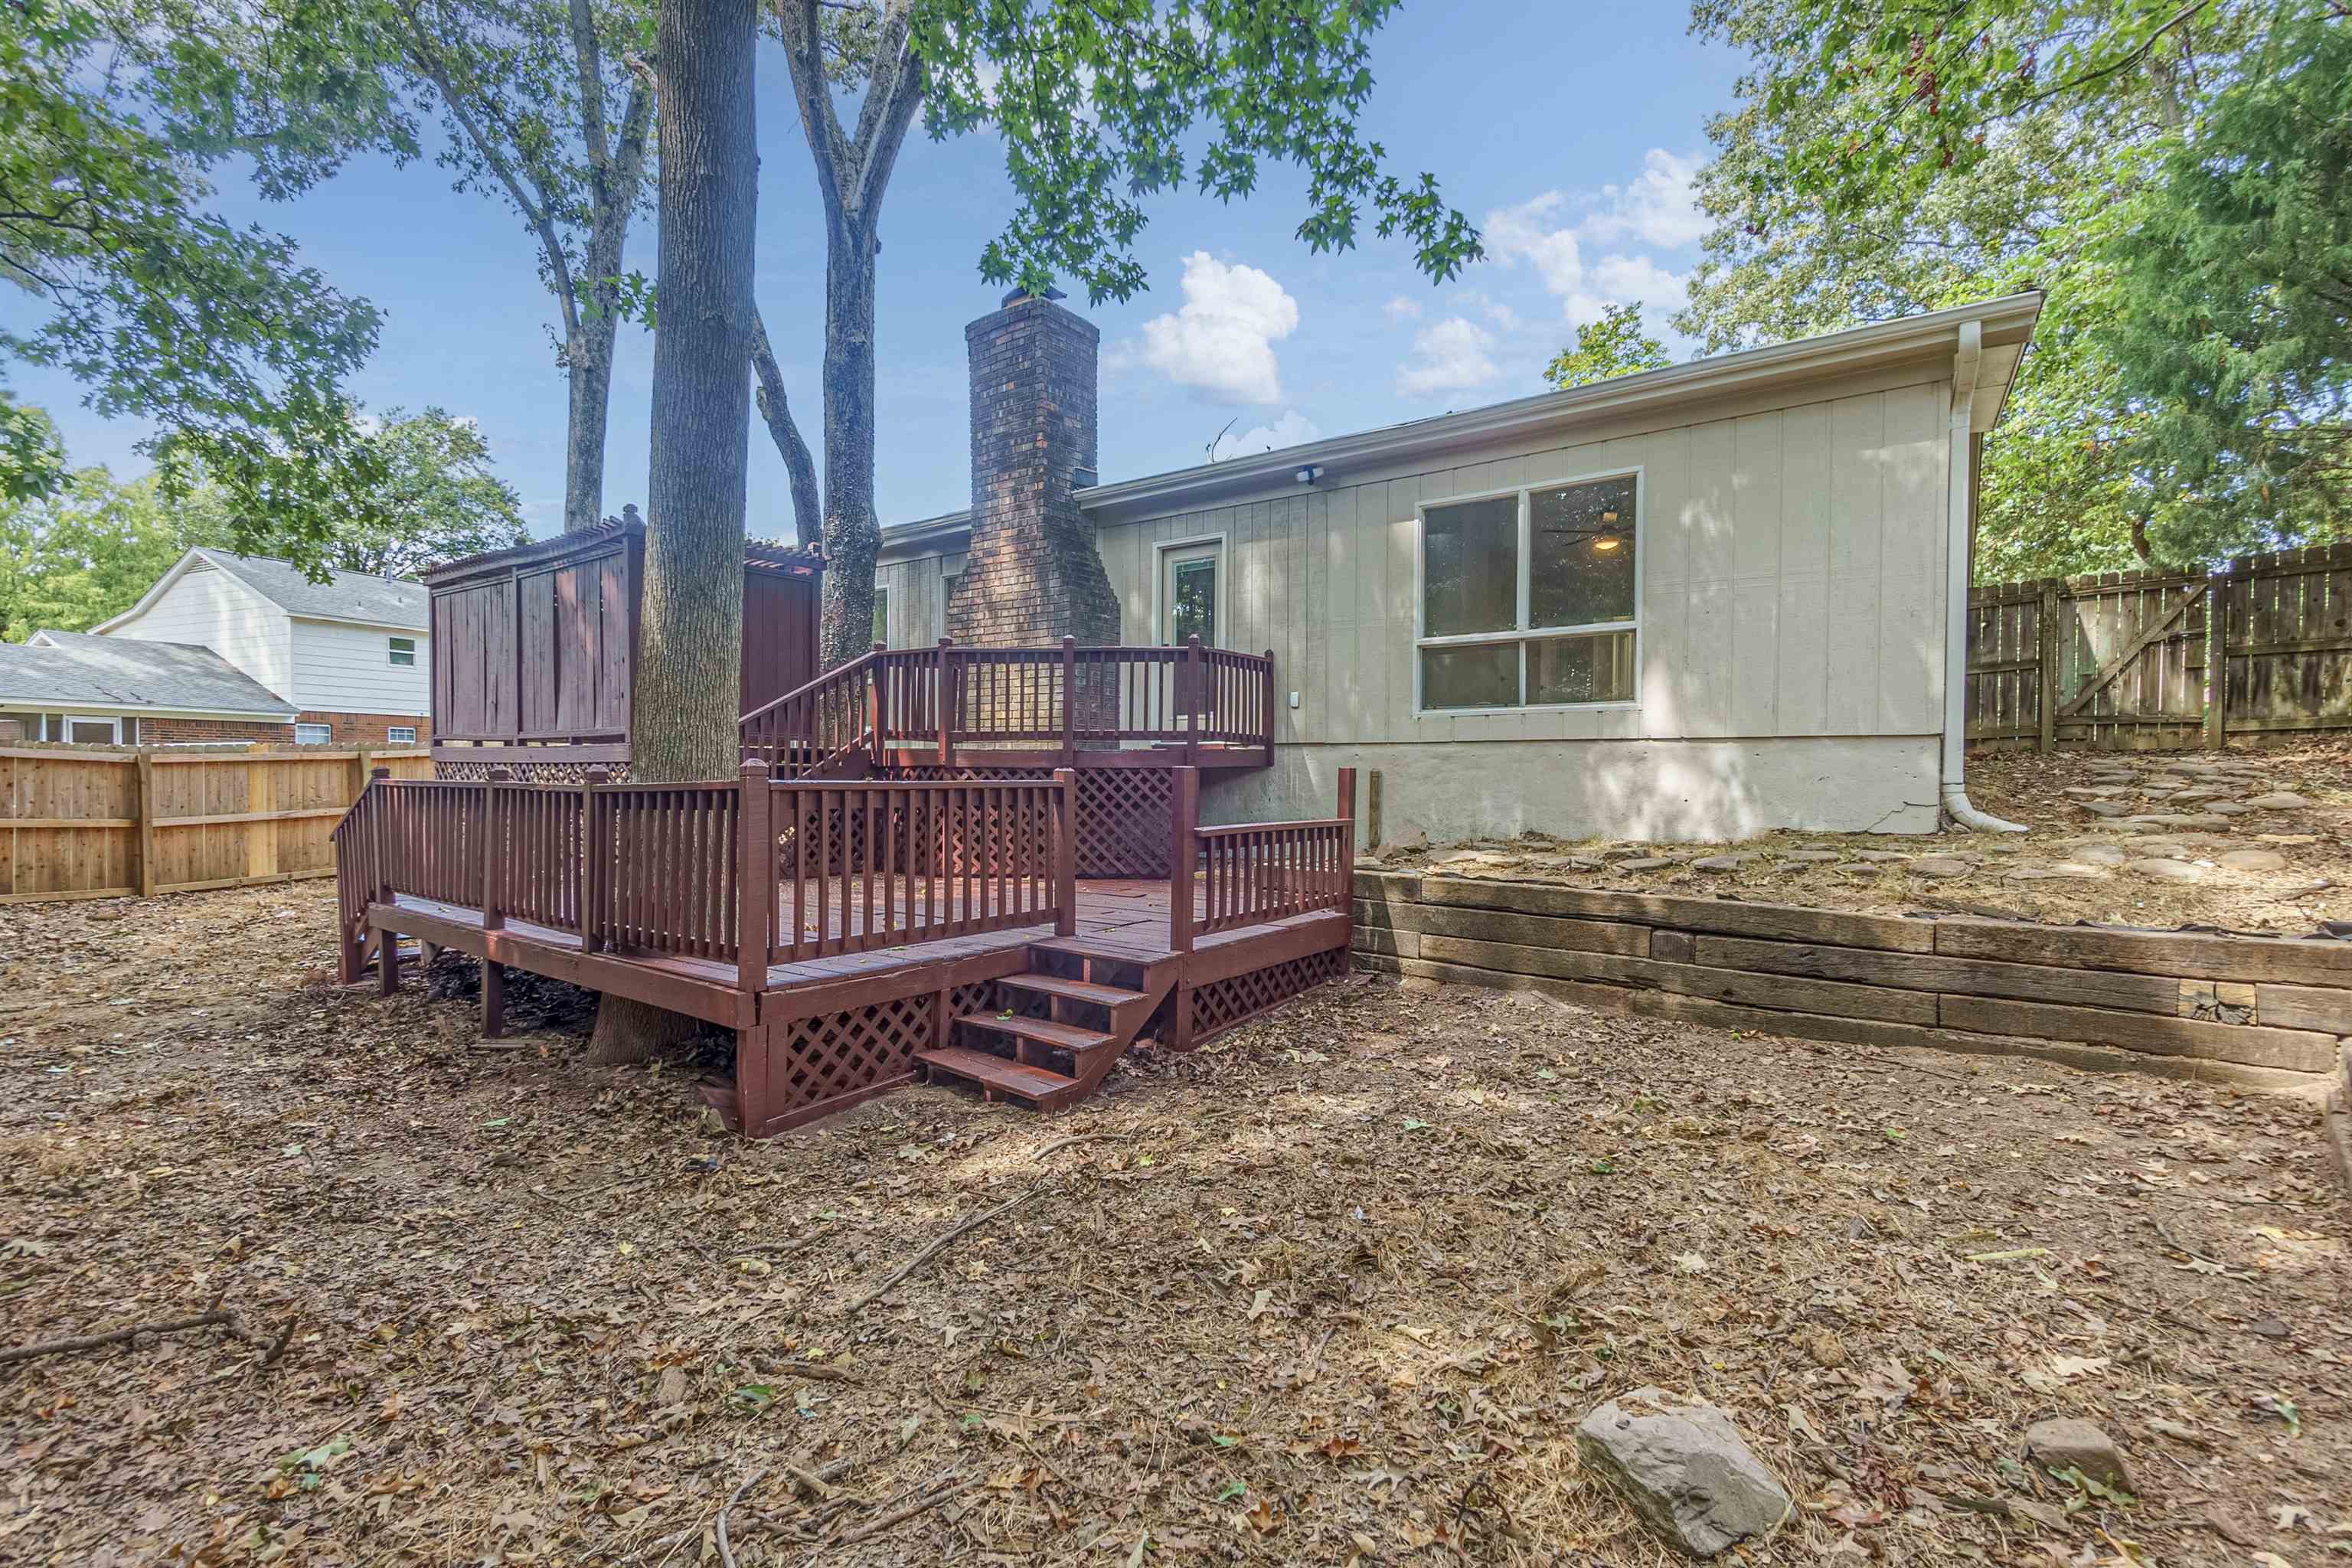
top-left (816, 227), bottom-right (880, 668)
top-left (590, 0), bottom-right (759, 1064)
top-left (564, 321), bottom-right (617, 532)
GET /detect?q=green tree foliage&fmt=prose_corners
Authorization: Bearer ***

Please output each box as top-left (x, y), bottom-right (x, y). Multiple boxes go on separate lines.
top-left (0, 408), bottom-right (525, 640)
top-left (1, 0), bottom-right (384, 547)
top-left (2099, 9), bottom-right (2351, 561)
top-left (1680, 0), bottom-right (2347, 579)
top-left (1544, 303), bottom-right (1671, 390)
top-left (149, 0), bottom-right (655, 534)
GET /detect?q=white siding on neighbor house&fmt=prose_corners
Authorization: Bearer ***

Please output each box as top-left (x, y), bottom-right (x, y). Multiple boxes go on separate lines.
top-left (1082, 361), bottom-right (1955, 841)
top-left (287, 619), bottom-right (430, 716)
top-left (103, 564), bottom-right (294, 702)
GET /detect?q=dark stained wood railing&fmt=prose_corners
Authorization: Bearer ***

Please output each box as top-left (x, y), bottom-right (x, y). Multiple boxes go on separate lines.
top-left (586, 781), bottom-right (741, 963)
top-left (1173, 766), bottom-right (1356, 946)
top-left (739, 639), bottom-right (1274, 773)
top-left (768, 772), bottom-right (1073, 962)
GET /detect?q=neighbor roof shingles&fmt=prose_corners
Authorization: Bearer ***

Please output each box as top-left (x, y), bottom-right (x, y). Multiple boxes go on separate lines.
top-left (2, 632), bottom-right (297, 714)
top-left (195, 550), bottom-right (428, 629)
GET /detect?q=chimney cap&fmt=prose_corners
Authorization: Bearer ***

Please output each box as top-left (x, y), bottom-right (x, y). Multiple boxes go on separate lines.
top-left (1000, 283), bottom-right (1068, 308)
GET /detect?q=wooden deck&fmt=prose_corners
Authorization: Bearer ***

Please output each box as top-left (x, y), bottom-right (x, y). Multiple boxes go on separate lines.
top-left (338, 761), bottom-right (1358, 1135)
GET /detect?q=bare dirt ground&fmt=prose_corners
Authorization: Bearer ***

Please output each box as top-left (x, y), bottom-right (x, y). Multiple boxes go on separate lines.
top-left (2, 884), bottom-right (2348, 1566)
top-left (1364, 739), bottom-right (2352, 936)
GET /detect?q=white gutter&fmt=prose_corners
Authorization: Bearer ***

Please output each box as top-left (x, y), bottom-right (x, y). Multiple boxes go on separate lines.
top-left (1940, 320), bottom-right (2027, 835)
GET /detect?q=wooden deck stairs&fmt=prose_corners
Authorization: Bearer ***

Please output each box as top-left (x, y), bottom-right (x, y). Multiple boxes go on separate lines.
top-left (918, 939), bottom-right (1178, 1112)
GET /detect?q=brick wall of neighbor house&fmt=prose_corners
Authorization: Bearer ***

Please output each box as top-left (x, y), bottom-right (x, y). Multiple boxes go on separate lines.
top-left (143, 717), bottom-right (297, 744)
top-left (293, 710), bottom-right (432, 746)
top-left (946, 293), bottom-right (1120, 647)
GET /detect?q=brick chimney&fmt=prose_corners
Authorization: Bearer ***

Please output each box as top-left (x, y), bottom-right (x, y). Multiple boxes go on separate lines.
top-left (946, 290), bottom-right (1119, 647)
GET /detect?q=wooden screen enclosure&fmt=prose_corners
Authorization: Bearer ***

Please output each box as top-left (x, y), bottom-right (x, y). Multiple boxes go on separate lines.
top-left (426, 518), bottom-right (824, 780)
top-left (335, 641), bottom-right (1352, 1136)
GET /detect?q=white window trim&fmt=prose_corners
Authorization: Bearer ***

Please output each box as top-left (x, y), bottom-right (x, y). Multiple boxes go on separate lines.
top-left (1413, 466), bottom-right (1645, 717)
top-left (387, 635), bottom-right (418, 667)
top-left (385, 725), bottom-right (418, 744)
top-left (294, 722), bottom-right (334, 745)
top-left (1150, 533), bottom-right (1227, 648)
top-left (64, 714), bottom-right (125, 743)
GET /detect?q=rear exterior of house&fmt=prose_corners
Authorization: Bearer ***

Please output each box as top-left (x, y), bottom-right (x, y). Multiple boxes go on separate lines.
top-left (877, 291), bottom-right (2040, 843)
top-left (93, 550), bottom-right (432, 746)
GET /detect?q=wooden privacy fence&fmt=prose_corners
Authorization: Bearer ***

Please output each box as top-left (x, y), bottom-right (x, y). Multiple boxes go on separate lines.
top-left (739, 637), bottom-right (1276, 775)
top-left (1967, 542), bottom-right (2352, 750)
top-left (1, 746), bottom-right (430, 905)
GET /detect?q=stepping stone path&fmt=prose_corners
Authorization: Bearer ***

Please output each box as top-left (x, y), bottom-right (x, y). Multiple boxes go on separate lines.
top-left (2070, 844), bottom-right (2128, 866)
top-left (1853, 850), bottom-right (1913, 862)
top-left (2218, 848), bottom-right (2289, 872)
top-left (1909, 856), bottom-right (1971, 878)
top-left (2130, 858), bottom-right (2207, 882)
top-left (1693, 853), bottom-right (1758, 871)
top-left (1618, 858), bottom-right (1678, 872)
top-left (2076, 799), bottom-right (2131, 818)
top-left (1778, 851), bottom-right (1843, 864)
top-left (2247, 792), bottom-right (2313, 809)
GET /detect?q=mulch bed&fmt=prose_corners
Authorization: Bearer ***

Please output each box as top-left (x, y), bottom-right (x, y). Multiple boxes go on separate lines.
top-left (2, 884), bottom-right (2347, 1565)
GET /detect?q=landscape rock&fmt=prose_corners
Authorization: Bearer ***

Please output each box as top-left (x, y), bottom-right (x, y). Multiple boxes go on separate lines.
top-left (1619, 858), bottom-right (1678, 872)
top-left (1853, 850), bottom-right (1913, 862)
top-left (2247, 792), bottom-right (2314, 809)
top-left (1576, 1388), bottom-right (1792, 1557)
top-left (2217, 848), bottom-right (2288, 872)
top-left (1693, 854), bottom-right (1758, 871)
top-left (2070, 844), bottom-right (2129, 866)
top-left (2075, 799), bottom-right (2131, 818)
top-left (1908, 856), bottom-right (1971, 878)
top-left (1777, 851), bottom-right (1842, 864)
top-left (2203, 800), bottom-right (2252, 815)
top-left (2024, 1418), bottom-right (2135, 1493)
top-left (2128, 858), bottom-right (2207, 883)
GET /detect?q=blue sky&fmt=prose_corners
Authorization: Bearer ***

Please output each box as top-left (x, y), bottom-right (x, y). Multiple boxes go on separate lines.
top-left (8, 4), bottom-right (1746, 538)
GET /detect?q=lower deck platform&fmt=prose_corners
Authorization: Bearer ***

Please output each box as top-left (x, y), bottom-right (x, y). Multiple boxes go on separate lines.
top-left (363, 878), bottom-right (1351, 1137)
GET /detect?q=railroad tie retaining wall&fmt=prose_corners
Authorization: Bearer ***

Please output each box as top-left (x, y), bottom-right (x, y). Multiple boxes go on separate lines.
top-left (1352, 871), bottom-right (2350, 1090)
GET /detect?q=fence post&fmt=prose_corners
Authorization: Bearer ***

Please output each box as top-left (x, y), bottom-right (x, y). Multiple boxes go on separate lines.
top-left (1185, 635), bottom-right (1204, 766)
top-left (1365, 768), bottom-right (1383, 851)
top-left (737, 760), bottom-right (772, 996)
top-left (869, 640), bottom-right (887, 769)
top-left (1334, 766), bottom-right (1357, 912)
top-left (581, 769), bottom-right (609, 952)
top-left (134, 750), bottom-right (157, 898)
top-left (936, 636), bottom-right (954, 764)
top-left (1053, 766), bottom-right (1077, 936)
top-left (2037, 583), bottom-right (2061, 751)
top-left (1168, 764), bottom-right (1197, 955)
top-left (1061, 635), bottom-right (1077, 766)
top-left (2202, 569), bottom-right (2228, 750)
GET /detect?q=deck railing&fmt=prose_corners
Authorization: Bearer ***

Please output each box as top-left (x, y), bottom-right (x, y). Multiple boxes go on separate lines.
top-left (767, 773), bottom-right (1074, 963)
top-left (1168, 766), bottom-right (1356, 950)
top-left (739, 638), bottom-right (1274, 775)
top-left (334, 763), bottom-right (1077, 988)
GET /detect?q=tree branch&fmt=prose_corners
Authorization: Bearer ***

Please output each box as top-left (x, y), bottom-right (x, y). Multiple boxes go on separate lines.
top-left (568, 0), bottom-right (613, 174)
top-left (844, 0), bottom-right (925, 220)
top-left (750, 305), bottom-right (822, 547)
top-left (774, 0), bottom-right (853, 233)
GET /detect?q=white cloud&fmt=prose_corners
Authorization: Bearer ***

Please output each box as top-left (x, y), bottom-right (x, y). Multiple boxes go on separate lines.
top-left (1130, 252), bottom-right (1298, 404)
top-left (1585, 256), bottom-right (1688, 320)
top-left (1383, 295), bottom-right (1423, 322)
top-left (1396, 318), bottom-right (1501, 398)
top-left (1214, 410), bottom-right (1321, 460)
top-left (1579, 149), bottom-right (1707, 250)
top-left (1483, 191), bottom-right (1586, 297)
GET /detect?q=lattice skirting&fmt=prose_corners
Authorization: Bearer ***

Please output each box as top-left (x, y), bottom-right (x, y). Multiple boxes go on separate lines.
top-left (745, 980), bottom-right (994, 1135)
top-left (879, 764), bottom-right (1174, 879)
top-left (435, 757), bottom-right (629, 784)
top-left (1140, 946), bottom-right (1349, 1049)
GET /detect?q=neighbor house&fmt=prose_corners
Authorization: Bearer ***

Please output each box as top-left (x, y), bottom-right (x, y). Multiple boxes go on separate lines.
top-left (92, 549), bottom-right (432, 746)
top-left (877, 289), bottom-right (2043, 842)
top-left (0, 629), bottom-right (299, 743)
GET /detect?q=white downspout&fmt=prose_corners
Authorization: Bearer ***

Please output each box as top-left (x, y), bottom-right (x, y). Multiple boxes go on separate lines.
top-left (1941, 319), bottom-right (2028, 834)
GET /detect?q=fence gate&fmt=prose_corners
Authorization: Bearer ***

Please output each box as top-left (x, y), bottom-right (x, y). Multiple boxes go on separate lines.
top-left (1967, 543), bottom-right (2352, 751)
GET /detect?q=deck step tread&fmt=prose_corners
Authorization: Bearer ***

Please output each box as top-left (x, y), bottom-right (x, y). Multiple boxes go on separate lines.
top-left (918, 1047), bottom-right (1077, 1099)
top-left (956, 1013), bottom-right (1116, 1053)
top-left (996, 974), bottom-right (1148, 1008)
top-left (1032, 935), bottom-right (1174, 964)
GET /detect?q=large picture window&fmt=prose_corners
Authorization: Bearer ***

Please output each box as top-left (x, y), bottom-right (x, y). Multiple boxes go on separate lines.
top-left (1416, 471), bottom-right (1639, 711)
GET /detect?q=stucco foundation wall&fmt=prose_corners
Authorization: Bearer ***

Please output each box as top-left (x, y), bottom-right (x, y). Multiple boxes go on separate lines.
top-left (1204, 734), bottom-right (1943, 844)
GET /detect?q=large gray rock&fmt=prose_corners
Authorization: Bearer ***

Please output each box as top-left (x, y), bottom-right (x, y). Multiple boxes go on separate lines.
top-left (2247, 792), bottom-right (2314, 810)
top-left (1577, 1388), bottom-right (1792, 1557)
top-left (2024, 1418), bottom-right (2135, 1492)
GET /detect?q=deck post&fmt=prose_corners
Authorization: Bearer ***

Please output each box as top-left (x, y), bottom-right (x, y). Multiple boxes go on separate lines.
top-left (1060, 636), bottom-right (1076, 765)
top-left (936, 637), bottom-right (955, 764)
top-left (1263, 647), bottom-right (1276, 753)
top-left (869, 641), bottom-right (887, 768)
top-left (1168, 765), bottom-right (1197, 954)
top-left (481, 956), bottom-right (505, 1037)
top-left (1052, 767), bottom-right (1077, 936)
top-left (367, 766), bottom-right (392, 909)
top-left (480, 769), bottom-right (510, 931)
top-left (1184, 635), bottom-right (1204, 766)
top-left (737, 760), bottom-right (773, 997)
top-left (581, 769), bottom-right (609, 952)
top-left (1334, 766), bottom-right (1357, 909)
